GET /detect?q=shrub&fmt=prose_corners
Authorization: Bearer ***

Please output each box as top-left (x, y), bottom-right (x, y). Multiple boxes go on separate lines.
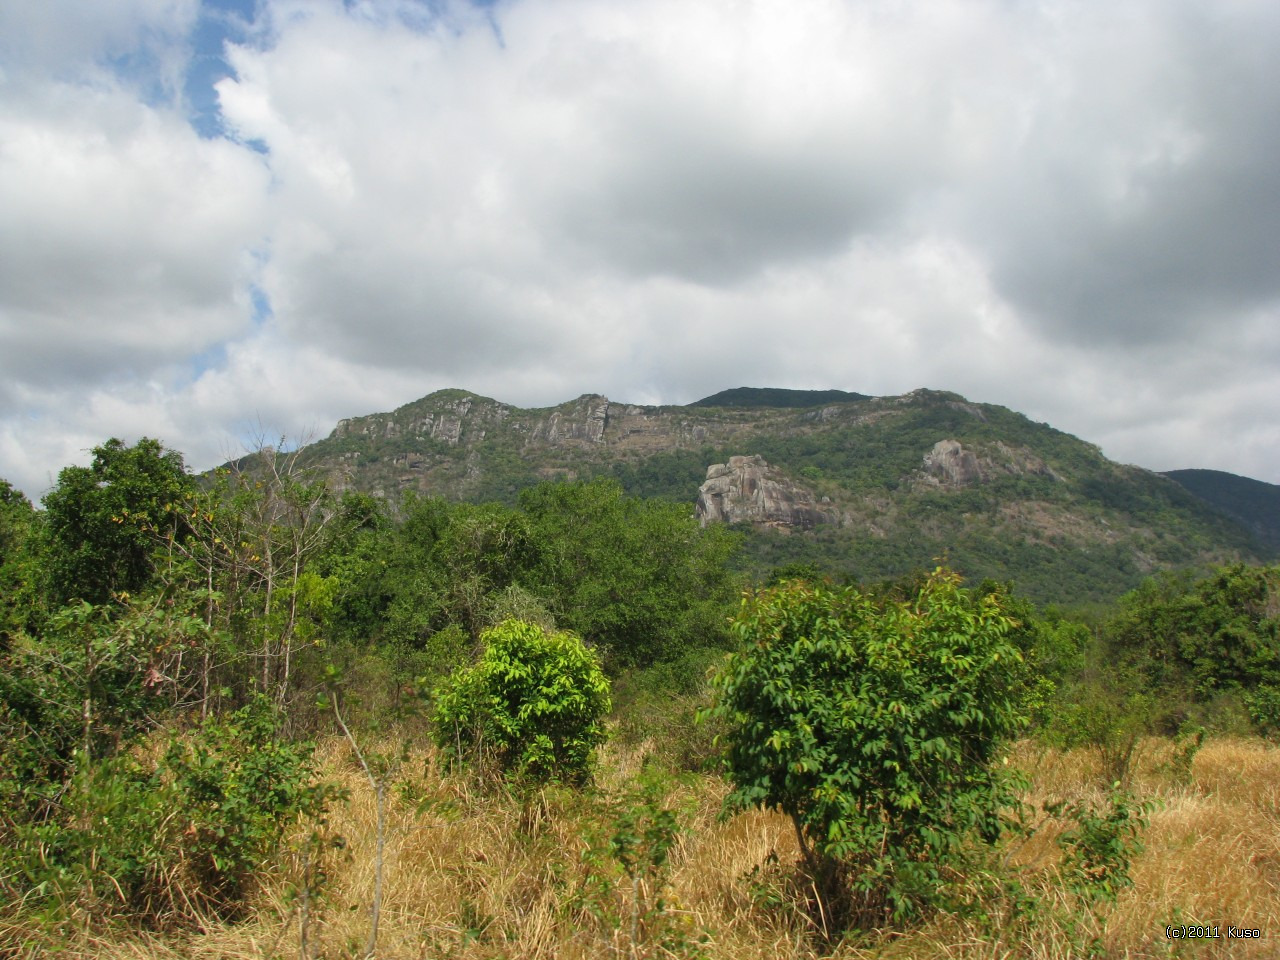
top-left (1048, 788), bottom-right (1155, 905)
top-left (5, 696), bottom-right (335, 927)
top-left (1246, 684), bottom-right (1280, 738)
top-left (1044, 680), bottom-right (1155, 787)
top-left (706, 568), bottom-right (1032, 927)
top-left (161, 695), bottom-right (337, 917)
top-left (433, 619), bottom-right (611, 785)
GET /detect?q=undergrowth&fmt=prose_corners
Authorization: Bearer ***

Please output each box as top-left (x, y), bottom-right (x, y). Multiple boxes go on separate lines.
top-left (3, 734), bottom-right (1278, 959)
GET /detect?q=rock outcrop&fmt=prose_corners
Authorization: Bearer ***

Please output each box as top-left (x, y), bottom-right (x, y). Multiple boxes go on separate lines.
top-left (922, 439), bottom-right (1061, 487)
top-left (923, 439), bottom-right (985, 486)
top-left (530, 395), bottom-right (610, 445)
top-left (696, 455), bottom-right (837, 529)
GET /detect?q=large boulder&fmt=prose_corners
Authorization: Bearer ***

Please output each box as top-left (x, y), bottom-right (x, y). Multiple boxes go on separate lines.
top-left (696, 455), bottom-right (836, 529)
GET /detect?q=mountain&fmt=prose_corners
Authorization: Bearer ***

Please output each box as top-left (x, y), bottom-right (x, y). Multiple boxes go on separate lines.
top-left (291, 386), bottom-right (1270, 604)
top-left (688, 387), bottom-right (871, 408)
top-left (1163, 469), bottom-right (1280, 554)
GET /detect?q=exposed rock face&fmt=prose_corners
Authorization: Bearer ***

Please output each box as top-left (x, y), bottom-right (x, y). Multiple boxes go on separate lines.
top-left (334, 395), bottom-right (477, 446)
top-left (696, 455), bottom-right (836, 529)
top-left (530, 395), bottom-right (609, 445)
top-left (922, 439), bottom-right (1061, 487)
top-left (923, 440), bottom-right (984, 485)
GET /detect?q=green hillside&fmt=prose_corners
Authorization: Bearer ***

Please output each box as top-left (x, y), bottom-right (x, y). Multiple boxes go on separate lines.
top-left (284, 387), bottom-right (1267, 606)
top-left (1164, 468), bottom-right (1280, 554)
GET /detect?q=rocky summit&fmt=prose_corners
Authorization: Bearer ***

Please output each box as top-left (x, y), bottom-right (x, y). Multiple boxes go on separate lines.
top-left (288, 386), bottom-right (1276, 603)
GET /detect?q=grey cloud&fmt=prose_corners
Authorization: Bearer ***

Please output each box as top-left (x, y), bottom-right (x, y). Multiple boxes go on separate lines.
top-left (966, 1), bottom-right (1280, 346)
top-left (555, 128), bottom-right (896, 284)
top-left (0, 77), bottom-right (268, 403)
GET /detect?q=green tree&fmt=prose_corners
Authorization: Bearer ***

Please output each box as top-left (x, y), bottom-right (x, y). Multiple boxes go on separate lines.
top-left (42, 438), bottom-right (195, 605)
top-left (314, 492), bottom-right (396, 647)
top-left (706, 569), bottom-right (1032, 927)
top-left (0, 479), bottom-right (44, 646)
top-left (433, 619), bottom-right (611, 785)
top-left (1105, 564), bottom-right (1280, 727)
top-left (373, 497), bottom-right (542, 694)
top-left (519, 478), bottom-right (740, 667)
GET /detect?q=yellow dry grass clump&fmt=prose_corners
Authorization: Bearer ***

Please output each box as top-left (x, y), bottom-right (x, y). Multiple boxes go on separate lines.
top-left (4, 736), bottom-right (1278, 960)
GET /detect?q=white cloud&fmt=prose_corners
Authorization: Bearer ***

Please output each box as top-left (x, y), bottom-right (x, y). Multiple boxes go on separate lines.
top-left (1, 0), bottom-right (1278, 499)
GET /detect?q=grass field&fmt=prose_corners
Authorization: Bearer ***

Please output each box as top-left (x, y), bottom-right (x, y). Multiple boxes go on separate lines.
top-left (4, 735), bottom-right (1277, 959)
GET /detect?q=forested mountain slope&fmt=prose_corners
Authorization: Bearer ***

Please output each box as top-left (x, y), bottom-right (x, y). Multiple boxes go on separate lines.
top-left (1163, 468), bottom-right (1280, 554)
top-left (287, 387), bottom-right (1269, 603)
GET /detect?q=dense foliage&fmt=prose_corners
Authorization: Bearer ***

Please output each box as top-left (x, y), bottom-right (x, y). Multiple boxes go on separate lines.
top-left (325, 477), bottom-right (740, 673)
top-left (707, 569), bottom-right (1032, 923)
top-left (1106, 563), bottom-right (1280, 697)
top-left (42, 437), bottom-right (195, 605)
top-left (433, 619), bottom-right (611, 784)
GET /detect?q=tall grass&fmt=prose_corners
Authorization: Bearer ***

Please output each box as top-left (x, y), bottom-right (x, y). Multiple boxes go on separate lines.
top-left (4, 736), bottom-right (1277, 959)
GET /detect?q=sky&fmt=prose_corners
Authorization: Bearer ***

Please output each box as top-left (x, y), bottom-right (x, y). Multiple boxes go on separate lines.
top-left (2, 0), bottom-right (1279, 499)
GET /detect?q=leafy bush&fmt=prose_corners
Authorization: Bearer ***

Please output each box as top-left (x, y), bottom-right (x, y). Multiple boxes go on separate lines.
top-left (1044, 681), bottom-right (1155, 787)
top-left (161, 695), bottom-right (337, 917)
top-left (433, 619), bottom-right (611, 785)
top-left (1048, 788), bottom-right (1155, 905)
top-left (1108, 565), bottom-right (1280, 698)
top-left (4, 696), bottom-right (334, 927)
top-left (1246, 684), bottom-right (1280, 738)
top-left (706, 568), bottom-right (1032, 927)
top-left (9, 750), bottom-right (175, 920)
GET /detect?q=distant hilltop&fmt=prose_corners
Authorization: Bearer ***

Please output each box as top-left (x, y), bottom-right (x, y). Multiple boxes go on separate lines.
top-left (688, 387), bottom-right (872, 408)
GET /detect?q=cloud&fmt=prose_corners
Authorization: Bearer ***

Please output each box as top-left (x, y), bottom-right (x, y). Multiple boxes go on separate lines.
top-left (0, 80), bottom-right (270, 389)
top-left (956, 1), bottom-right (1280, 346)
top-left (1, 0), bottom-right (1278, 499)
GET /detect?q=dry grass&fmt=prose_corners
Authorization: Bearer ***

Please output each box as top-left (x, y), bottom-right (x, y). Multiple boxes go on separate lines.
top-left (5, 736), bottom-right (1279, 960)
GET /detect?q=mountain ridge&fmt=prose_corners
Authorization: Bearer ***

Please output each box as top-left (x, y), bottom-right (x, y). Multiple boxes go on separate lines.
top-left (287, 385), bottom-right (1273, 604)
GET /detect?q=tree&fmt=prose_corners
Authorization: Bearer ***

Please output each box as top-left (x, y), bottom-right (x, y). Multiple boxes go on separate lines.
top-left (706, 568), bottom-right (1032, 927)
top-left (0, 479), bottom-right (43, 647)
top-left (42, 438), bottom-right (195, 605)
top-left (314, 492), bottom-right (395, 648)
top-left (518, 478), bottom-right (740, 667)
top-left (1109, 564), bottom-right (1280, 697)
top-left (433, 619), bottom-right (611, 785)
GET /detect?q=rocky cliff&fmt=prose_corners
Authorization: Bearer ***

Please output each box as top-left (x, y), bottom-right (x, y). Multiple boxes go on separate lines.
top-left (921, 439), bottom-right (1061, 487)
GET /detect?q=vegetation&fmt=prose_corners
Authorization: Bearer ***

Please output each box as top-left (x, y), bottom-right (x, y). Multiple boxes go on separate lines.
top-left (689, 386), bottom-right (871, 408)
top-left (290, 387), bottom-right (1270, 608)
top-left (433, 619), bottom-right (611, 785)
top-left (1165, 468), bottom-right (1280, 553)
top-left (1, 431), bottom-right (1278, 958)
top-left (707, 571), bottom-right (1032, 929)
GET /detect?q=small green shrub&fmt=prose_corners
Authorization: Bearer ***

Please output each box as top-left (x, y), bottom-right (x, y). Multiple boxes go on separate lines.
top-left (1246, 684), bottom-right (1280, 738)
top-left (1044, 682), bottom-right (1154, 787)
top-left (5, 696), bottom-right (335, 927)
top-left (161, 695), bottom-right (338, 917)
top-left (18, 750), bottom-right (174, 920)
top-left (1048, 788), bottom-right (1155, 905)
top-left (609, 772), bottom-right (701, 956)
top-left (433, 619), bottom-right (611, 785)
